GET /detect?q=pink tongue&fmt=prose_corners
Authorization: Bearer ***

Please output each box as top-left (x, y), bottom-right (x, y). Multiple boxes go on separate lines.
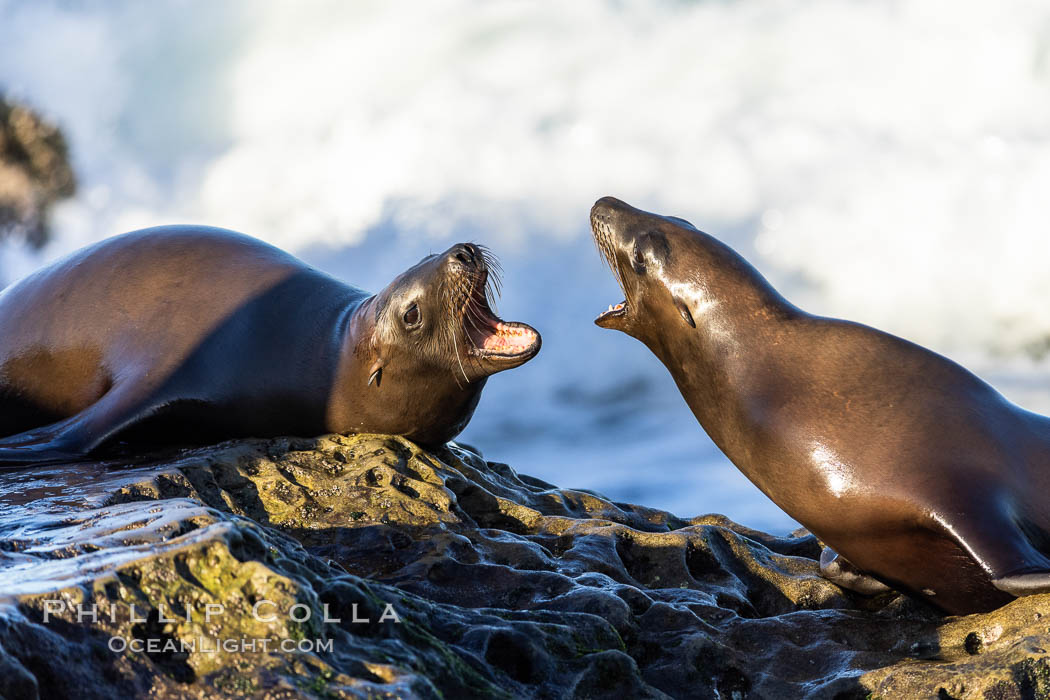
top-left (482, 323), bottom-right (535, 352)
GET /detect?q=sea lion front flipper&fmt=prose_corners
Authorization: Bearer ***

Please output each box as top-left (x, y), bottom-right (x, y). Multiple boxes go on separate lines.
top-left (939, 501), bottom-right (1050, 599)
top-left (818, 547), bottom-right (892, 595)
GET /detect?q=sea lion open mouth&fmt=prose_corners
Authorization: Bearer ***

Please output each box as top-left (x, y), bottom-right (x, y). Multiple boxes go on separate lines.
top-left (595, 300), bottom-right (628, 326)
top-left (454, 247), bottom-right (540, 360)
top-left (463, 276), bottom-right (539, 358)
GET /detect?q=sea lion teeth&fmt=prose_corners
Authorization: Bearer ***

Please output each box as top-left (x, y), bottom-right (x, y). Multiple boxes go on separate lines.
top-left (589, 194), bottom-right (1050, 616)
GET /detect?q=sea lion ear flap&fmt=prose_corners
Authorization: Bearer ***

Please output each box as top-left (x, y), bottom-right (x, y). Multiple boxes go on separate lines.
top-left (368, 360), bottom-right (383, 387)
top-left (673, 297), bottom-right (696, 328)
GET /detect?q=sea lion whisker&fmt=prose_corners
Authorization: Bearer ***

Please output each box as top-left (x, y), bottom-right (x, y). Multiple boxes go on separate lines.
top-left (476, 244), bottom-right (503, 301)
top-left (450, 325), bottom-right (469, 386)
top-left (476, 243), bottom-right (501, 274)
top-left (592, 223), bottom-right (629, 304)
top-left (463, 313), bottom-right (486, 349)
top-left (464, 306), bottom-right (494, 352)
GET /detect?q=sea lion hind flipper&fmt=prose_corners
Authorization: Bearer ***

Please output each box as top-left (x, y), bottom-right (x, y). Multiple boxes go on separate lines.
top-left (0, 416), bottom-right (91, 467)
top-left (818, 546), bottom-right (892, 595)
top-left (0, 385), bottom-right (150, 468)
top-left (940, 505), bottom-right (1050, 599)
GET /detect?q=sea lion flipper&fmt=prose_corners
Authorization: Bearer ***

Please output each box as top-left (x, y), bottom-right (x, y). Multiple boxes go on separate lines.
top-left (0, 416), bottom-right (90, 467)
top-left (818, 547), bottom-right (892, 595)
top-left (940, 505), bottom-right (1050, 599)
top-left (992, 572), bottom-right (1050, 596)
top-left (0, 385), bottom-right (149, 467)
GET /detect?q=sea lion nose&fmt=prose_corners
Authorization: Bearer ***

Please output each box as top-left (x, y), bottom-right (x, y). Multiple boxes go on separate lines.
top-left (590, 197), bottom-right (635, 237)
top-left (452, 243), bottom-right (478, 268)
top-left (591, 196), bottom-right (630, 220)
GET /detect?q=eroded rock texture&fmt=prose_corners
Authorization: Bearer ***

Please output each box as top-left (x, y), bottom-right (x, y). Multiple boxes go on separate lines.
top-left (1, 434), bottom-right (1049, 699)
top-left (0, 96), bottom-right (76, 248)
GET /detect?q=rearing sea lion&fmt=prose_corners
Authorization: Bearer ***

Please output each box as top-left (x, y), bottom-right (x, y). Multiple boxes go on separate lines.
top-left (0, 226), bottom-right (540, 466)
top-left (590, 195), bottom-right (1050, 615)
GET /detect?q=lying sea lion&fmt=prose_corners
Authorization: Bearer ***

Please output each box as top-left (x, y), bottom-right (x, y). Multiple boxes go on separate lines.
top-left (0, 226), bottom-right (540, 465)
top-left (590, 195), bottom-right (1050, 615)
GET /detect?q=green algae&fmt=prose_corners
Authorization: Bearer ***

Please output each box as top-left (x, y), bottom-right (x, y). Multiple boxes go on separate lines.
top-left (3, 433), bottom-right (1050, 698)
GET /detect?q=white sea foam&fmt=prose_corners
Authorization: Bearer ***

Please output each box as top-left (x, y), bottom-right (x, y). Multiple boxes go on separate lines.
top-left (4, 1), bottom-right (1050, 352)
top-left (2, 0), bottom-right (1049, 530)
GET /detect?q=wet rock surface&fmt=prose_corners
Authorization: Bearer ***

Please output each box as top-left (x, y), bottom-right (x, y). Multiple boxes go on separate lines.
top-left (0, 96), bottom-right (76, 249)
top-left (0, 434), bottom-right (1048, 699)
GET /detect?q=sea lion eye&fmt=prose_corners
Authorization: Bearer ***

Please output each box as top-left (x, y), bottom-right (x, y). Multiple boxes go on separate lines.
top-left (403, 304), bottom-right (420, 326)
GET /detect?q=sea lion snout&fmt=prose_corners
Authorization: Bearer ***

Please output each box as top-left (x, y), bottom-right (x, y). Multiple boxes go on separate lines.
top-left (590, 197), bottom-right (707, 338)
top-left (590, 196), bottom-right (658, 333)
top-left (416, 241), bottom-right (542, 375)
top-left (591, 195), bottom-right (633, 221)
top-left (450, 243), bottom-right (480, 268)
top-left (590, 197), bottom-right (633, 248)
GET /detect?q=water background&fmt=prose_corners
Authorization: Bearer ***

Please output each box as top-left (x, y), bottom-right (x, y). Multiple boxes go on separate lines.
top-left (3, 0), bottom-right (1050, 532)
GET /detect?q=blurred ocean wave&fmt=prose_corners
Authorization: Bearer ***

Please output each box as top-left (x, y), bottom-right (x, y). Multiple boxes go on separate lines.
top-left (2, 0), bottom-right (1049, 531)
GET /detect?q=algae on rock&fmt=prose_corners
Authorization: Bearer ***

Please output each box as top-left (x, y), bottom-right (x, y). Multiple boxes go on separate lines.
top-left (1, 434), bottom-right (1049, 698)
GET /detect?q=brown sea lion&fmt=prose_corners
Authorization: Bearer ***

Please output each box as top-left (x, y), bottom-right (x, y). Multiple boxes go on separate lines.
top-left (0, 226), bottom-right (539, 465)
top-left (590, 195), bottom-right (1050, 615)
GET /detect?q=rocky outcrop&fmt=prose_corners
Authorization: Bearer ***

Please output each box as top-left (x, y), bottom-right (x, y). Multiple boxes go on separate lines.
top-left (0, 96), bottom-right (76, 248)
top-left (1, 434), bottom-right (1049, 698)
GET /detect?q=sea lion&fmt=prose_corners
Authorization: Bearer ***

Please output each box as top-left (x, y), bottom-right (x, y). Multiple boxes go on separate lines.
top-left (590, 195), bottom-right (1050, 615)
top-left (0, 226), bottom-right (540, 466)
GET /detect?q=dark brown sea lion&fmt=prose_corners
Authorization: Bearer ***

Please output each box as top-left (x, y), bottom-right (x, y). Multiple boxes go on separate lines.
top-left (0, 226), bottom-right (540, 466)
top-left (590, 195), bottom-right (1050, 615)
